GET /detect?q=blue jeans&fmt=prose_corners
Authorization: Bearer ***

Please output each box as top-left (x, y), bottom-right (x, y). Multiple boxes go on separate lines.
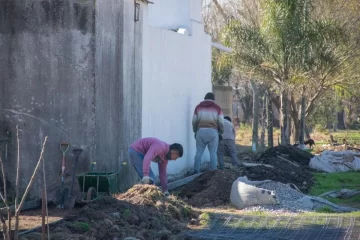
top-left (128, 148), bottom-right (156, 181)
top-left (194, 128), bottom-right (219, 173)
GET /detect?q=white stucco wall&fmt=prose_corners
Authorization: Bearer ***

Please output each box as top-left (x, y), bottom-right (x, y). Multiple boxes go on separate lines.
top-left (141, 3), bottom-right (212, 177)
top-left (147, 0), bottom-right (202, 35)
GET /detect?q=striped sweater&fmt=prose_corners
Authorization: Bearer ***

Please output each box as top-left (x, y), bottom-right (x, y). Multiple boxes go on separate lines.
top-left (192, 100), bottom-right (224, 134)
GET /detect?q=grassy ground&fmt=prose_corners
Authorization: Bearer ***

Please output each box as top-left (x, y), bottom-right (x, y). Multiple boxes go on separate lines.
top-left (235, 124), bottom-right (360, 148)
top-left (310, 172), bottom-right (360, 208)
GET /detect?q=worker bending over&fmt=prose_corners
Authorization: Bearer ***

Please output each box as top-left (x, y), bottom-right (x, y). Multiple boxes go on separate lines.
top-left (128, 137), bottom-right (183, 196)
top-left (217, 116), bottom-right (239, 169)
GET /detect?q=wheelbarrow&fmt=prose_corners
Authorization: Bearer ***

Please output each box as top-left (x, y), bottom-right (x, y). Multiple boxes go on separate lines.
top-left (77, 171), bottom-right (119, 203)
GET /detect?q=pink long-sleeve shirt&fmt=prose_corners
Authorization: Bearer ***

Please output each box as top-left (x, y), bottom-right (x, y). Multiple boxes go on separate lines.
top-left (130, 137), bottom-right (170, 191)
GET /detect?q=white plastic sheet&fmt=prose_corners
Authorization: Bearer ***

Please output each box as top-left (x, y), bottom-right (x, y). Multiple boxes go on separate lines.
top-left (309, 150), bottom-right (360, 173)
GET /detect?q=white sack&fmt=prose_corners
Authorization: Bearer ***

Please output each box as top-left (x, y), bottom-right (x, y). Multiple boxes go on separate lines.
top-left (230, 177), bottom-right (279, 209)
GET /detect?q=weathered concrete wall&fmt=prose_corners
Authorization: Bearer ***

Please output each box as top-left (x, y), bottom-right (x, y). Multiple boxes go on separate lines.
top-left (142, 5), bottom-right (212, 178)
top-left (0, 0), bottom-right (142, 199)
top-left (118, 0), bottom-right (143, 190)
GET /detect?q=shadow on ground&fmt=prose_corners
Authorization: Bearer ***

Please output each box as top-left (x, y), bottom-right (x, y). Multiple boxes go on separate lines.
top-left (185, 214), bottom-right (360, 240)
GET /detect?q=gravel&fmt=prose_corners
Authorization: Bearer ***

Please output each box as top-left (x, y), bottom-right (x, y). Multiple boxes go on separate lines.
top-left (241, 181), bottom-right (328, 213)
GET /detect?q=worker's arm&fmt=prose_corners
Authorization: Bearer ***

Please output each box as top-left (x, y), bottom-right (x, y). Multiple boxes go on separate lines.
top-left (217, 110), bottom-right (225, 134)
top-left (158, 161), bottom-right (169, 192)
top-left (143, 146), bottom-right (161, 177)
top-left (192, 107), bottom-right (199, 133)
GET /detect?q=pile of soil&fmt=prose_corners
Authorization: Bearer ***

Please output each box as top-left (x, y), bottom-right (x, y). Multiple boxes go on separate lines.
top-left (177, 170), bottom-right (240, 208)
top-left (178, 145), bottom-right (314, 208)
top-left (24, 185), bottom-right (198, 240)
top-left (256, 145), bottom-right (314, 166)
top-left (248, 145), bottom-right (314, 193)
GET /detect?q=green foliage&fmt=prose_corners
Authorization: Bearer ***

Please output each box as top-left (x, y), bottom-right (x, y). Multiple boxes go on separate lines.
top-left (348, 120), bottom-right (360, 130)
top-left (199, 212), bottom-right (211, 227)
top-left (212, 48), bottom-right (233, 86)
top-left (307, 91), bottom-right (337, 128)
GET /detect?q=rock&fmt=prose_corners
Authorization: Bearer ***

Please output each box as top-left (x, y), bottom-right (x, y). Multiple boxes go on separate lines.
top-left (189, 218), bottom-right (200, 225)
top-left (104, 218), bottom-right (113, 226)
top-left (111, 212), bottom-right (121, 218)
top-left (124, 238), bottom-right (140, 240)
top-left (111, 225), bottom-right (120, 231)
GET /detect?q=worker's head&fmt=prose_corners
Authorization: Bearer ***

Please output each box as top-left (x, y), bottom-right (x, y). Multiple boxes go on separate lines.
top-left (204, 92), bottom-right (215, 101)
top-left (168, 143), bottom-right (183, 160)
top-left (224, 116), bottom-right (232, 122)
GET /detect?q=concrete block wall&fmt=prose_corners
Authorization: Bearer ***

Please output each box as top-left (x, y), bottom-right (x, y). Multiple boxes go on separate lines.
top-left (0, 0), bottom-right (142, 199)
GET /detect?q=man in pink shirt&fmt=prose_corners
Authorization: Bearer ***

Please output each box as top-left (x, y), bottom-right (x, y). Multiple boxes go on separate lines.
top-left (128, 137), bottom-right (183, 196)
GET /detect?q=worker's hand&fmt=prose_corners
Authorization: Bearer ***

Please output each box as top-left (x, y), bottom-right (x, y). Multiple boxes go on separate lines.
top-left (164, 191), bottom-right (170, 197)
top-left (141, 176), bottom-right (151, 184)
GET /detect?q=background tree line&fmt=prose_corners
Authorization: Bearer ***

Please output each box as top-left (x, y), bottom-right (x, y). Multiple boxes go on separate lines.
top-left (204, 0), bottom-right (360, 148)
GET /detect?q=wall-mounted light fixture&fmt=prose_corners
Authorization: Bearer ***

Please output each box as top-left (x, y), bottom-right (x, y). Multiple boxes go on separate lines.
top-left (134, 2), bottom-right (140, 22)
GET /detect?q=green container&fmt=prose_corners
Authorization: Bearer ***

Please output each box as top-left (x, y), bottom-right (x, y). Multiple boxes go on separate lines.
top-left (77, 172), bottom-right (119, 196)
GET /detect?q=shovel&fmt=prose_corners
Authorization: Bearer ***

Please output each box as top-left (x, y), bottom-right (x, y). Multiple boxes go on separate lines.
top-left (56, 142), bottom-right (69, 209)
top-left (64, 148), bottom-right (83, 209)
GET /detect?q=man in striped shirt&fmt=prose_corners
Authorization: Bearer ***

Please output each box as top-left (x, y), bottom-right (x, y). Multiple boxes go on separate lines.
top-left (192, 92), bottom-right (224, 173)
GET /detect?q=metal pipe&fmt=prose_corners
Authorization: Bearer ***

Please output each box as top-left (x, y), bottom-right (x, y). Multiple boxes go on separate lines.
top-left (211, 42), bottom-right (232, 53)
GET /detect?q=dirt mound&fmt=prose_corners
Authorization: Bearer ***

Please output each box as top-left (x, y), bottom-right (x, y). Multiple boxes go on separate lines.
top-left (251, 145), bottom-right (314, 192)
top-left (177, 170), bottom-right (240, 207)
top-left (257, 145), bottom-right (314, 166)
top-left (178, 146), bottom-right (315, 208)
top-left (36, 185), bottom-right (198, 240)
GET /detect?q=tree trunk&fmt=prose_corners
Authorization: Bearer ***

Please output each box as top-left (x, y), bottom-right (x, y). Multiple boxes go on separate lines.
top-left (266, 90), bottom-right (274, 148)
top-left (305, 124), bottom-right (311, 139)
top-left (299, 93), bottom-right (306, 146)
top-left (280, 90), bottom-right (290, 144)
top-left (337, 110), bottom-right (346, 130)
top-left (260, 95), bottom-right (266, 150)
top-left (293, 119), bottom-right (300, 143)
top-left (250, 80), bottom-right (259, 152)
top-left (333, 108), bottom-right (338, 132)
